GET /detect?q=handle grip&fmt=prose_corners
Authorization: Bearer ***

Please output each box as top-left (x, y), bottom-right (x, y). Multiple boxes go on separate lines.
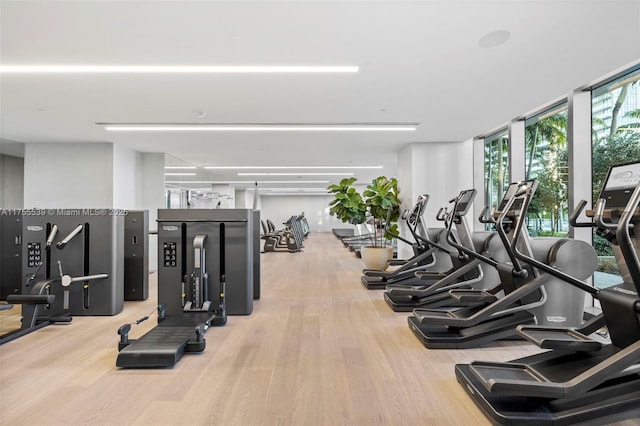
top-left (569, 200), bottom-right (593, 228)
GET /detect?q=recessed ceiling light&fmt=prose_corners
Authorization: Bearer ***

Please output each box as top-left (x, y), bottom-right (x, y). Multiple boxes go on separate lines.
top-left (164, 173), bottom-right (196, 176)
top-left (0, 65), bottom-right (359, 74)
top-left (204, 165), bottom-right (383, 169)
top-left (238, 172), bottom-right (354, 176)
top-left (101, 124), bottom-right (416, 132)
top-left (165, 166), bottom-right (197, 169)
top-left (478, 30), bottom-right (511, 48)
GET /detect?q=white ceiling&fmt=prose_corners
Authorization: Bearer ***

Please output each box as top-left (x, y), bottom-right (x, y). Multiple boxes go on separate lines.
top-left (1, 0), bottom-right (639, 191)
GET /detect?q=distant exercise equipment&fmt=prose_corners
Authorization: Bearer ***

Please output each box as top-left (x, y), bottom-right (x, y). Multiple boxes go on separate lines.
top-left (261, 214), bottom-right (307, 253)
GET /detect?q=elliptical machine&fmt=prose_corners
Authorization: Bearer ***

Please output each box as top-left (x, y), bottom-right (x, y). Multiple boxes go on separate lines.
top-left (361, 195), bottom-right (441, 287)
top-left (456, 160), bottom-right (640, 425)
top-left (407, 181), bottom-right (597, 348)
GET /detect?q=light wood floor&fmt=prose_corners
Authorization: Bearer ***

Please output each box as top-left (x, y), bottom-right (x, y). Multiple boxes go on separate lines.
top-left (1, 232), bottom-right (638, 426)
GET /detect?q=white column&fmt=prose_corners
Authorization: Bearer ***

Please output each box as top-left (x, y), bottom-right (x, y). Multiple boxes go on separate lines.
top-left (567, 90), bottom-right (593, 243)
top-left (472, 137), bottom-right (486, 232)
top-left (236, 188), bottom-right (261, 210)
top-left (141, 152), bottom-right (165, 271)
top-left (509, 118), bottom-right (526, 181)
top-left (113, 144), bottom-right (141, 209)
top-left (396, 144), bottom-right (414, 259)
top-left (568, 89), bottom-right (595, 304)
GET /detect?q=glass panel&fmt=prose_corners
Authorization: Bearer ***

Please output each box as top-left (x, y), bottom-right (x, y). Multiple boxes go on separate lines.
top-left (525, 104), bottom-right (569, 237)
top-left (591, 67), bottom-right (640, 288)
top-left (164, 154), bottom-right (234, 208)
top-left (484, 129), bottom-right (510, 229)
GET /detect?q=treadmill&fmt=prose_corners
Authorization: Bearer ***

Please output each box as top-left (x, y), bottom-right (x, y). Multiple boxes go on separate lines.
top-left (455, 160), bottom-right (640, 425)
top-left (407, 180), bottom-right (597, 348)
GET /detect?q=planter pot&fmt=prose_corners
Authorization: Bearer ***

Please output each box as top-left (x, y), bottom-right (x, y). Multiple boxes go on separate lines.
top-left (360, 246), bottom-right (394, 271)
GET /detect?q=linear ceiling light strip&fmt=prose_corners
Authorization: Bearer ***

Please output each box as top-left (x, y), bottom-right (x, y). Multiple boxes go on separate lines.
top-left (164, 180), bottom-right (330, 184)
top-left (103, 125), bottom-right (416, 132)
top-left (237, 173), bottom-right (353, 176)
top-left (0, 65), bottom-right (359, 74)
top-left (204, 165), bottom-right (383, 169)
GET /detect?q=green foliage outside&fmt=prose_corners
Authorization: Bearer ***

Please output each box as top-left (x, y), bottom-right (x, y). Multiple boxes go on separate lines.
top-left (484, 133), bottom-right (510, 215)
top-left (525, 109), bottom-right (569, 237)
top-left (591, 77), bottom-right (640, 260)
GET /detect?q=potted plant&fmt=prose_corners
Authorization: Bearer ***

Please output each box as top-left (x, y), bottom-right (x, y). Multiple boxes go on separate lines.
top-left (327, 176), bottom-right (400, 270)
top-left (360, 176), bottom-right (400, 270)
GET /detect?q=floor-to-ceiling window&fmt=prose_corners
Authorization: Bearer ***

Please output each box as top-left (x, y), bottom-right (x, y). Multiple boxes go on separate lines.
top-left (591, 66), bottom-right (640, 288)
top-left (525, 103), bottom-right (569, 236)
top-left (484, 129), bottom-right (510, 227)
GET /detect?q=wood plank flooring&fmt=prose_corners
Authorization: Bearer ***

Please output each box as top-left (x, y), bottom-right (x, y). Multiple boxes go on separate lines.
top-left (1, 232), bottom-right (638, 425)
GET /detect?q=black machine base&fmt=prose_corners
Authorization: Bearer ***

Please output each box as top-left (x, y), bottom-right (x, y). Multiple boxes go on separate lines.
top-left (383, 288), bottom-right (476, 312)
top-left (407, 310), bottom-right (534, 349)
top-left (455, 363), bottom-right (640, 425)
top-left (361, 276), bottom-right (424, 290)
top-left (116, 325), bottom-right (205, 368)
top-left (116, 311), bottom-right (224, 368)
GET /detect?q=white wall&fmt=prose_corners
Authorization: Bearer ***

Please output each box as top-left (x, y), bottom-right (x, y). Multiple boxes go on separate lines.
top-left (259, 194), bottom-right (346, 233)
top-left (410, 141), bottom-right (474, 227)
top-left (113, 144), bottom-right (141, 208)
top-left (24, 143), bottom-right (114, 208)
top-left (396, 141), bottom-right (474, 258)
top-left (20, 145), bottom-right (165, 272)
top-left (0, 154), bottom-right (24, 208)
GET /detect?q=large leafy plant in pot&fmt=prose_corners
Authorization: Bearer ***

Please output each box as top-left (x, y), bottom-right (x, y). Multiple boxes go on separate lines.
top-left (328, 176), bottom-right (400, 270)
top-left (359, 176), bottom-right (400, 270)
top-left (362, 176), bottom-right (400, 248)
